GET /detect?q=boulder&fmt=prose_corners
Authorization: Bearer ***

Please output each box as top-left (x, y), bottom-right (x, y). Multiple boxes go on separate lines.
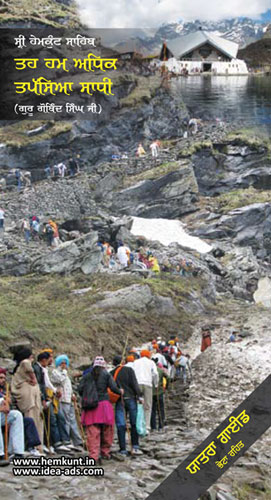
top-left (95, 284), bottom-right (154, 312)
top-left (32, 232), bottom-right (101, 275)
top-left (0, 251), bottom-right (32, 276)
top-left (110, 162), bottom-right (199, 218)
top-left (194, 203), bottom-right (271, 256)
top-left (153, 295), bottom-right (177, 316)
top-left (192, 147), bottom-right (271, 196)
top-left (0, 357), bottom-right (16, 371)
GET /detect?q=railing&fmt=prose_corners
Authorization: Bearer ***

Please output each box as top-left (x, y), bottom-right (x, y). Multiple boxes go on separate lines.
top-left (179, 58), bottom-right (230, 63)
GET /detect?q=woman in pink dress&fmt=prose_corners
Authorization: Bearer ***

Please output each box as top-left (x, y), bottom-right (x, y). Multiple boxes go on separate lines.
top-left (79, 357), bottom-right (123, 462)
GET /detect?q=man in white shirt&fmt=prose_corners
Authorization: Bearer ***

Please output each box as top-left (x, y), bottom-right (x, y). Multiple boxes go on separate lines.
top-left (51, 355), bottom-right (83, 451)
top-left (117, 242), bottom-right (130, 267)
top-left (132, 350), bottom-right (158, 432)
top-left (176, 354), bottom-right (192, 384)
top-left (150, 140), bottom-right (159, 158)
top-left (59, 163), bottom-right (67, 178)
top-left (152, 351), bottom-right (168, 369)
top-left (38, 349), bottom-right (74, 453)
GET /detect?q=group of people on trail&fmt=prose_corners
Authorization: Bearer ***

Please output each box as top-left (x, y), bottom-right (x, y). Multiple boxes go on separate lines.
top-left (0, 334), bottom-right (192, 467)
top-left (0, 347), bottom-right (84, 466)
top-left (136, 140), bottom-right (161, 158)
top-left (1, 323), bottom-right (245, 467)
top-left (44, 157), bottom-right (80, 180)
top-left (98, 241), bottom-right (198, 278)
top-left (21, 216), bottom-right (40, 244)
top-left (98, 241), bottom-right (161, 272)
top-left (200, 326), bottom-right (243, 352)
top-left (73, 336), bottom-right (191, 461)
top-left (20, 217), bottom-right (60, 247)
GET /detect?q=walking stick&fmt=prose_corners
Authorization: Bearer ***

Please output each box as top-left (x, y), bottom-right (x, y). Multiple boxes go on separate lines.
top-left (4, 382), bottom-right (9, 460)
top-left (73, 398), bottom-right (87, 450)
top-left (121, 333), bottom-right (129, 364)
top-left (120, 333), bottom-right (134, 455)
top-left (42, 404), bottom-right (51, 451)
top-left (47, 403), bottom-right (50, 449)
top-left (156, 384), bottom-right (163, 431)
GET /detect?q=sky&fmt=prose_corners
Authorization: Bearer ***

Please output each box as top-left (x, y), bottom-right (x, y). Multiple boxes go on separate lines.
top-left (75, 1), bottom-right (271, 28)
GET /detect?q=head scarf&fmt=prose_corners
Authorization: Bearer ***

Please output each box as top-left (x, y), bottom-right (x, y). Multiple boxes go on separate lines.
top-left (55, 354), bottom-right (70, 368)
top-left (39, 348), bottom-right (53, 355)
top-left (0, 367), bottom-right (7, 375)
top-left (140, 350), bottom-right (151, 359)
top-left (126, 355), bottom-right (134, 363)
top-left (93, 356), bottom-right (106, 368)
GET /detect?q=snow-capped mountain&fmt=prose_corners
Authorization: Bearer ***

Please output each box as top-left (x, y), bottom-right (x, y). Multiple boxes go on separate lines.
top-left (154, 18), bottom-right (270, 49)
top-left (111, 17), bottom-right (270, 56)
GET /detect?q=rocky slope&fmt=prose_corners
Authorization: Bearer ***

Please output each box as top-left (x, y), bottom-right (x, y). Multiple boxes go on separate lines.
top-left (0, 117), bottom-right (271, 500)
top-left (0, 8), bottom-right (271, 496)
top-left (238, 37), bottom-right (271, 67)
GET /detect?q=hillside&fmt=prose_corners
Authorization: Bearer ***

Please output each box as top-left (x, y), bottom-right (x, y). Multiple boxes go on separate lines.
top-left (238, 37), bottom-right (271, 67)
top-left (0, 0), bottom-right (80, 28)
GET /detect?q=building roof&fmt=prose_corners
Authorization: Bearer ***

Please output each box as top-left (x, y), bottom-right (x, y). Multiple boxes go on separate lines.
top-left (166, 31), bottom-right (239, 60)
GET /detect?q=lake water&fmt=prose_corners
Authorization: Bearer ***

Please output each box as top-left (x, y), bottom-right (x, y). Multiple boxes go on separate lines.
top-left (172, 75), bottom-right (271, 133)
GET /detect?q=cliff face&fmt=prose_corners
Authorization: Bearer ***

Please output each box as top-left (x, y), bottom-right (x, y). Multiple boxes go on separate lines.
top-left (0, 74), bottom-right (188, 181)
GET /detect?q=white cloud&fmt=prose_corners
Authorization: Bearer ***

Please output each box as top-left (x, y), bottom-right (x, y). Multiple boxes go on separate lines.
top-left (75, 0), bottom-right (270, 28)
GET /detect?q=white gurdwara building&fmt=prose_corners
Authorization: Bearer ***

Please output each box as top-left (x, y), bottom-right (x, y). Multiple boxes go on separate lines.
top-left (159, 30), bottom-right (248, 75)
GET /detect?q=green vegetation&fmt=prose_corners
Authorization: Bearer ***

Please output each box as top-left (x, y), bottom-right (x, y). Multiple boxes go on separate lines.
top-left (213, 187), bottom-right (271, 213)
top-left (227, 128), bottom-right (270, 152)
top-left (179, 140), bottom-right (213, 157)
top-left (0, 272), bottom-right (210, 359)
top-left (120, 76), bottom-right (161, 108)
top-left (234, 482), bottom-right (271, 500)
top-left (0, 0), bottom-right (80, 28)
top-left (123, 160), bottom-right (189, 187)
top-left (0, 120), bottom-right (72, 148)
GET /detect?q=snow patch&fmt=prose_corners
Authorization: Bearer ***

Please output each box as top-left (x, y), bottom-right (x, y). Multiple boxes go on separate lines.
top-left (131, 217), bottom-right (212, 254)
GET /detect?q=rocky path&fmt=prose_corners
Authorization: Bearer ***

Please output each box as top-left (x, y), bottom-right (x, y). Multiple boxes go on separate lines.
top-left (1, 304), bottom-right (270, 500)
top-left (0, 382), bottom-right (197, 500)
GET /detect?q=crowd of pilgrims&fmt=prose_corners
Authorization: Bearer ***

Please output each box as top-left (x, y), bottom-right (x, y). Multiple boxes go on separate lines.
top-left (0, 336), bottom-right (193, 466)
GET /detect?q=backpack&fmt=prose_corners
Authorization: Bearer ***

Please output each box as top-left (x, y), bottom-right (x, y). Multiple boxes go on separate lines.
top-left (45, 224), bottom-right (54, 234)
top-left (78, 372), bottom-right (99, 410)
top-left (107, 366), bottom-right (123, 404)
